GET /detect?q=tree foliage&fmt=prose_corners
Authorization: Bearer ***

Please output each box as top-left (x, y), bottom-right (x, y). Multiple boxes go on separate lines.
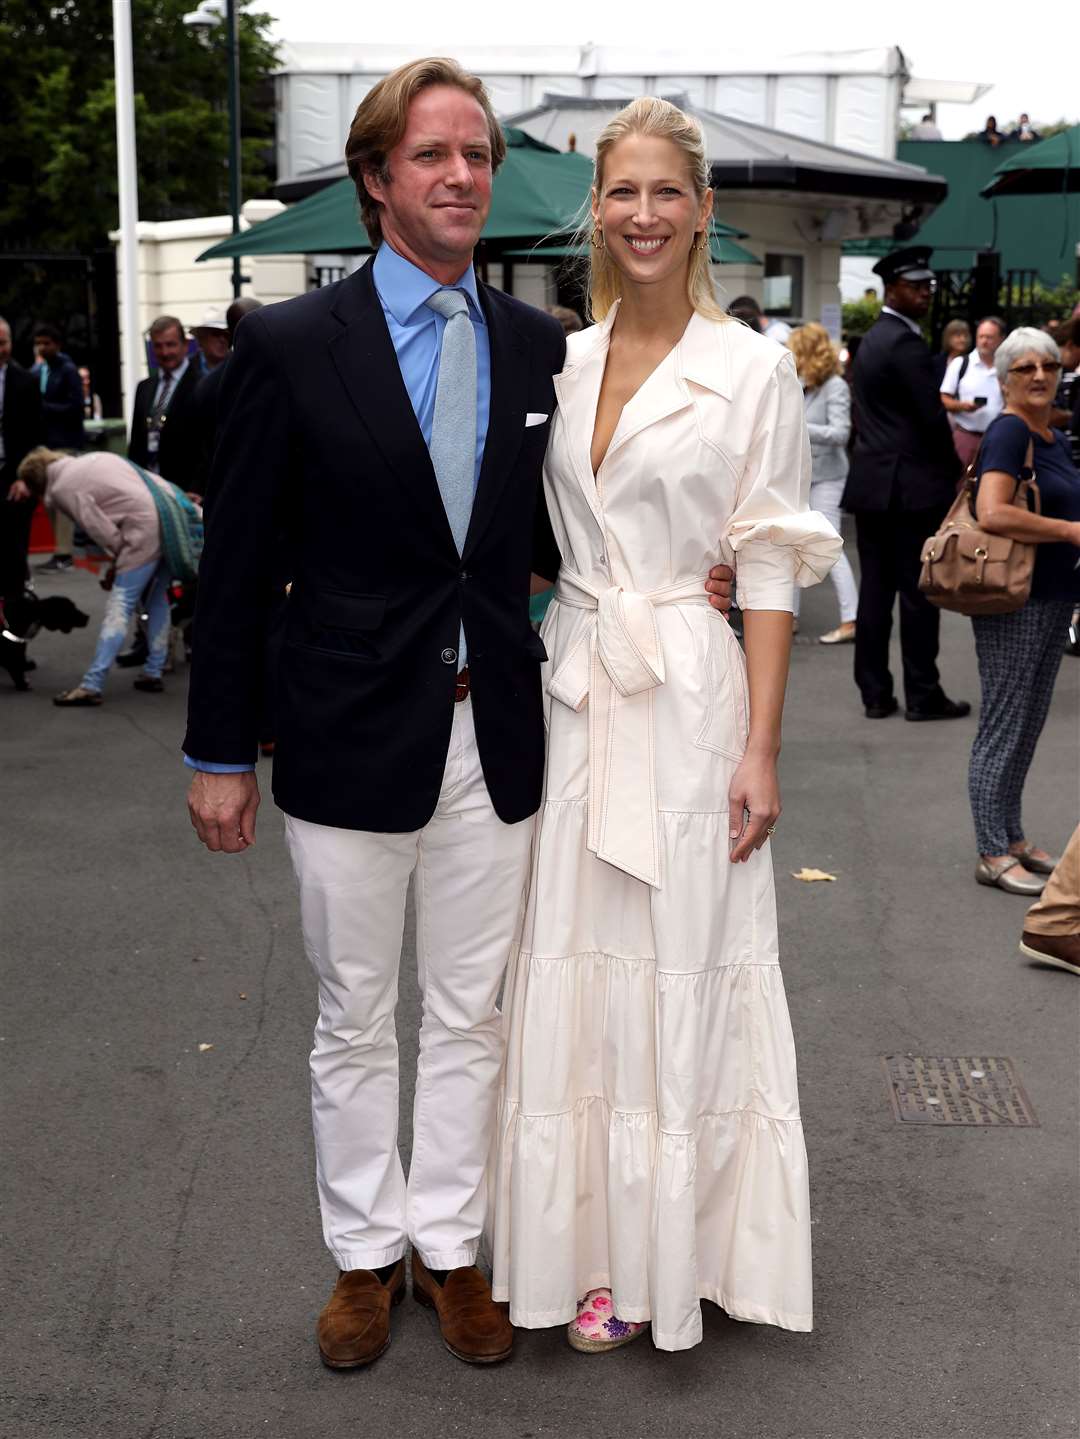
top-left (841, 296), bottom-right (882, 337)
top-left (0, 0), bottom-right (278, 252)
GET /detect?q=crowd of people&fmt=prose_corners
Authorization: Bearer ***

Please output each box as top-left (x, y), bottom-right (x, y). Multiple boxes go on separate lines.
top-left (732, 256), bottom-right (1079, 925)
top-left (0, 299), bottom-right (262, 703)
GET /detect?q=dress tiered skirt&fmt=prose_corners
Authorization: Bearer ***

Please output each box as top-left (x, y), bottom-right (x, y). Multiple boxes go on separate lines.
top-left (489, 693), bottom-right (813, 1351)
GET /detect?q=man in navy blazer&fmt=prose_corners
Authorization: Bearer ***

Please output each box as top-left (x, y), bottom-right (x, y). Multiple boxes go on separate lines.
top-left (184, 58), bottom-right (731, 1370)
top-left (844, 247), bottom-right (969, 721)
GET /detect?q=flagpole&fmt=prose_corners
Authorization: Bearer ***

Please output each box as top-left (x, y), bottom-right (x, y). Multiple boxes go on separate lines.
top-left (112, 0), bottom-right (141, 431)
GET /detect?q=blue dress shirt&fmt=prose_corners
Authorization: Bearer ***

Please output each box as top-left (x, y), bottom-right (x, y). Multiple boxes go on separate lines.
top-left (185, 244), bottom-right (492, 774)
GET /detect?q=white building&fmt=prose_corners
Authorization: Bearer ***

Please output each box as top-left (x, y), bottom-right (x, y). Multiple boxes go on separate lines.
top-left (274, 43), bottom-right (922, 176)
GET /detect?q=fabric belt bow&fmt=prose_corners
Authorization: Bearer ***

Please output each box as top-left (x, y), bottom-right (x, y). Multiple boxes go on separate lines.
top-left (547, 568), bottom-right (712, 889)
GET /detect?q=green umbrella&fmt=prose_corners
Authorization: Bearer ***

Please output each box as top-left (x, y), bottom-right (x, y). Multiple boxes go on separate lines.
top-left (199, 128), bottom-right (750, 261)
top-left (199, 129), bottom-right (596, 260)
top-left (980, 125), bottom-right (1080, 197)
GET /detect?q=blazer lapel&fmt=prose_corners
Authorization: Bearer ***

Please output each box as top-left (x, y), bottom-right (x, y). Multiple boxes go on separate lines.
top-left (461, 284), bottom-right (528, 559)
top-left (327, 265), bottom-right (455, 550)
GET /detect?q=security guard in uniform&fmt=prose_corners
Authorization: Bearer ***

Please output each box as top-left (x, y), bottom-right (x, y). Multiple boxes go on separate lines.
top-left (844, 247), bottom-right (970, 720)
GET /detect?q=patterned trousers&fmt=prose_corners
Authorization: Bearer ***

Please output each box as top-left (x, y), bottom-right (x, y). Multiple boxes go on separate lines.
top-left (968, 598), bottom-right (1073, 855)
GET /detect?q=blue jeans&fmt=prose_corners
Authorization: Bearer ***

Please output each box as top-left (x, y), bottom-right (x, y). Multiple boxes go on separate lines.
top-left (81, 558), bottom-right (171, 692)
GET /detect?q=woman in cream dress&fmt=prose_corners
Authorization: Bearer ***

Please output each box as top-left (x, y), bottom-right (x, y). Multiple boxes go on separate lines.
top-left (490, 98), bottom-right (840, 1354)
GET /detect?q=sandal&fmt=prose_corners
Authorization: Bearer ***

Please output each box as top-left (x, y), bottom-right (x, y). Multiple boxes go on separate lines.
top-left (566, 1289), bottom-right (650, 1353)
top-left (53, 686), bottom-right (103, 707)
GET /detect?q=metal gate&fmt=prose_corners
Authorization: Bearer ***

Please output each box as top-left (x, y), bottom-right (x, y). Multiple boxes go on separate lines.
top-left (0, 247), bottom-right (120, 417)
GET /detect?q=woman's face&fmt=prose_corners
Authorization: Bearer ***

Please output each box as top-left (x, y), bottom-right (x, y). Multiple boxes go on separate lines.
top-left (948, 329), bottom-right (970, 357)
top-left (592, 134), bottom-right (712, 294)
top-left (1003, 349), bottom-right (1063, 408)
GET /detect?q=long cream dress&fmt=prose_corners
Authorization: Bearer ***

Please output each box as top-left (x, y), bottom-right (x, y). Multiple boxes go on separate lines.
top-left (489, 305), bottom-right (842, 1351)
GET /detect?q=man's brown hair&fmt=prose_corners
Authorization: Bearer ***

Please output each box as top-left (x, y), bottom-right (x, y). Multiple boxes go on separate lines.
top-left (148, 314), bottom-right (185, 341)
top-left (344, 57), bottom-right (506, 245)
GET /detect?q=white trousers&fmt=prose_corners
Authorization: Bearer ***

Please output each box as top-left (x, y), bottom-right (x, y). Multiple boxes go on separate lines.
top-left (284, 698), bottom-right (534, 1272)
top-left (792, 478), bottom-right (859, 623)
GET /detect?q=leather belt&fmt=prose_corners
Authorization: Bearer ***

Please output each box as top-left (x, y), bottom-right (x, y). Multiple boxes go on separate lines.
top-left (455, 666), bottom-right (471, 703)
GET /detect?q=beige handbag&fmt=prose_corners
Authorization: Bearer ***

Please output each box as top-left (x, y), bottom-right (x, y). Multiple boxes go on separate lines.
top-left (919, 435), bottom-right (1039, 616)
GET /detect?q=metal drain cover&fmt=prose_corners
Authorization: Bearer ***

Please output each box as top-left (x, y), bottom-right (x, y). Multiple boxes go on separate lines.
top-left (882, 1055), bottom-right (1039, 1127)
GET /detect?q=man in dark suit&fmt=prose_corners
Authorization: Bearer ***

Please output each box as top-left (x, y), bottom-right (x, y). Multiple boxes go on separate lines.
top-left (128, 315), bottom-right (204, 491)
top-left (0, 316), bottom-right (45, 609)
top-left (844, 247), bottom-right (970, 721)
top-left (192, 297), bottom-right (263, 511)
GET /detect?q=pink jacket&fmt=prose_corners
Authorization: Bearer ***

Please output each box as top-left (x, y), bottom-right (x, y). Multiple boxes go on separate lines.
top-left (45, 453), bottom-right (162, 573)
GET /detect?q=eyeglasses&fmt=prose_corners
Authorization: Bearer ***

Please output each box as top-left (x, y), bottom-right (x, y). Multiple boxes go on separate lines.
top-left (1008, 361), bottom-right (1063, 377)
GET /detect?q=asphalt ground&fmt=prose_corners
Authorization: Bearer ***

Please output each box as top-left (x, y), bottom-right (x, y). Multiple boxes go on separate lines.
top-left (3, 549), bottom-right (1078, 1439)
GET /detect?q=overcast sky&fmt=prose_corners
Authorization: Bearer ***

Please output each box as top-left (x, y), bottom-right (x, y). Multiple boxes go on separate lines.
top-left (262, 1), bottom-right (1074, 142)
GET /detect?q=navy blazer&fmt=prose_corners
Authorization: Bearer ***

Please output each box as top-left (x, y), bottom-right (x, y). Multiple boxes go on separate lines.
top-left (844, 313), bottom-right (960, 513)
top-left (1, 363), bottom-right (44, 487)
top-left (183, 262), bottom-right (566, 831)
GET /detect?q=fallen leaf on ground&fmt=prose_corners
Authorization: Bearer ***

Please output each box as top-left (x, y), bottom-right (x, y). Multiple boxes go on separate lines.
top-left (198, 1042), bottom-right (214, 1052)
top-left (791, 868), bottom-right (838, 883)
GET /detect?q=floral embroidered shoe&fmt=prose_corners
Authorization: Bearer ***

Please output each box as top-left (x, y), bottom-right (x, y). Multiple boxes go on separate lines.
top-left (566, 1288), bottom-right (650, 1353)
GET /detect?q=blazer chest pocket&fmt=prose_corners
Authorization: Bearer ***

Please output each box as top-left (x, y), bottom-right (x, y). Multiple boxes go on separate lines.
top-left (288, 588), bottom-right (386, 660)
top-left (693, 615), bottom-right (748, 762)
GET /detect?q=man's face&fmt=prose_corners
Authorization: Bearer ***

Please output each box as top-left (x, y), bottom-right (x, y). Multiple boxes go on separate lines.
top-left (151, 325), bottom-right (187, 372)
top-left (35, 334), bottom-right (60, 363)
top-left (1061, 340), bottom-right (1080, 371)
top-left (0, 326), bottom-right (11, 366)
top-left (975, 321), bottom-right (1003, 364)
top-left (886, 277), bottom-right (933, 321)
top-left (364, 85), bottom-right (494, 278)
top-left (194, 329), bottom-right (230, 367)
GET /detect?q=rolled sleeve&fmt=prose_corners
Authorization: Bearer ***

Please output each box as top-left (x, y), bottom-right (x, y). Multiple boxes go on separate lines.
top-left (726, 355), bottom-right (842, 611)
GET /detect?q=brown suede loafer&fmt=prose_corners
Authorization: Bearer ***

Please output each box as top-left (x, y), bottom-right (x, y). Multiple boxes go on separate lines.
top-left (1019, 930), bottom-right (1080, 975)
top-left (411, 1253), bottom-right (513, 1364)
top-left (316, 1260), bottom-right (406, 1369)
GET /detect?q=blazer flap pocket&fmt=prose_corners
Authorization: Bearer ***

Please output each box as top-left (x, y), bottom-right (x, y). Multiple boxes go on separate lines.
top-left (309, 589), bottom-right (386, 631)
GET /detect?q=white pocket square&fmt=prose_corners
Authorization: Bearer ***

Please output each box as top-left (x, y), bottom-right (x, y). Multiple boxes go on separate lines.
top-left (525, 412), bottom-right (549, 427)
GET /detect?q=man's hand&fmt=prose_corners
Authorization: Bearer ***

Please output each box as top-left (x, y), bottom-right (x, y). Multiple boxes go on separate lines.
top-left (705, 563), bottom-right (734, 616)
top-left (188, 770), bottom-right (260, 853)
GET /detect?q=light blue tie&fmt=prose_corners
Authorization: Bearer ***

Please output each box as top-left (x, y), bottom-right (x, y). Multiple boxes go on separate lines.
top-left (425, 287), bottom-right (477, 666)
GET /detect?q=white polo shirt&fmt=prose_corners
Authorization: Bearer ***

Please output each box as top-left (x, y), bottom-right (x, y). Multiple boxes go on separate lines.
top-left (941, 349), bottom-right (1003, 433)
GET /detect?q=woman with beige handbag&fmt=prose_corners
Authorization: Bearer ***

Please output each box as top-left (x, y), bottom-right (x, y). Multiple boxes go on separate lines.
top-left (967, 328), bottom-right (1080, 894)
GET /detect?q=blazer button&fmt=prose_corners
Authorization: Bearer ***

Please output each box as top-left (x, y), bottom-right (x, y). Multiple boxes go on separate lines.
top-left (441, 647), bottom-right (457, 665)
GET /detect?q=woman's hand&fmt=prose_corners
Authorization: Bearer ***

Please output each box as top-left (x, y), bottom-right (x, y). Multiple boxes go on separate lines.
top-left (728, 748), bottom-right (781, 863)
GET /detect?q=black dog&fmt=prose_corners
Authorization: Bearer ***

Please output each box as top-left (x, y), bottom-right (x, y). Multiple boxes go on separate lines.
top-left (1, 591), bottom-right (90, 691)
